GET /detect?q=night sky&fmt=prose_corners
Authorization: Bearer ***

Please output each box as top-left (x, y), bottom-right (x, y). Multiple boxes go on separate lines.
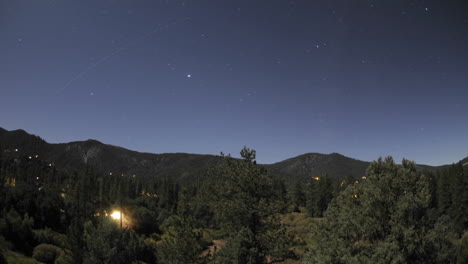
top-left (1, 0), bottom-right (467, 165)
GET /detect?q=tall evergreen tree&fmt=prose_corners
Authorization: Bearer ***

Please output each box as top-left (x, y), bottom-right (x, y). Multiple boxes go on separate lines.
top-left (306, 174), bottom-right (333, 217)
top-left (210, 147), bottom-right (291, 264)
top-left (157, 191), bottom-right (204, 264)
top-left (290, 180), bottom-right (306, 212)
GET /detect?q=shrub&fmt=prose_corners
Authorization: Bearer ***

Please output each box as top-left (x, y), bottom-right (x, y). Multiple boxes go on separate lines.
top-left (32, 243), bottom-right (63, 264)
top-left (33, 228), bottom-right (68, 248)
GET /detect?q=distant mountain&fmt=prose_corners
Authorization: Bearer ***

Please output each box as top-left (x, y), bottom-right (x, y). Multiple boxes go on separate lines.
top-left (265, 152), bottom-right (370, 179)
top-left (0, 128), bottom-right (220, 180)
top-left (460, 157), bottom-right (468, 167)
top-left (264, 153), bottom-right (458, 180)
top-left (0, 128), bottom-right (463, 181)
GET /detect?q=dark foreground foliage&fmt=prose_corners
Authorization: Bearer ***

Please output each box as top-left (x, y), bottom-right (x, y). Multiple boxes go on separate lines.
top-left (0, 145), bottom-right (467, 263)
top-left (304, 157), bottom-right (468, 264)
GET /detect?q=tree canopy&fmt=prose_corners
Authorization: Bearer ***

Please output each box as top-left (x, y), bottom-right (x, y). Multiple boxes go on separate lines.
top-left (210, 147), bottom-right (292, 264)
top-left (305, 157), bottom-right (458, 264)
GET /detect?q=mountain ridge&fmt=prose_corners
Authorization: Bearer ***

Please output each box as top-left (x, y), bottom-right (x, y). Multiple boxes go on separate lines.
top-left (0, 127), bottom-right (463, 181)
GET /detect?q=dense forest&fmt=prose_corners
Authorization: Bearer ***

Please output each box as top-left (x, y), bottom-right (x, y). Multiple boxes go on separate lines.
top-left (0, 144), bottom-right (467, 263)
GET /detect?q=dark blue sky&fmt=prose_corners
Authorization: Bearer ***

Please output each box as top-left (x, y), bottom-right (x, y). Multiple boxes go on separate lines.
top-left (1, 0), bottom-right (467, 165)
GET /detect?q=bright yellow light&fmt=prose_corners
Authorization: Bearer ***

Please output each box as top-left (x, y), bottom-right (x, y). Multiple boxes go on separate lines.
top-left (111, 211), bottom-right (121, 220)
top-left (313, 177), bottom-right (320, 181)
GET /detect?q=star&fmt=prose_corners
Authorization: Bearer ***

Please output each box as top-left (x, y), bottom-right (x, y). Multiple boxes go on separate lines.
top-left (187, 74), bottom-right (191, 78)
top-left (90, 92), bottom-right (94, 96)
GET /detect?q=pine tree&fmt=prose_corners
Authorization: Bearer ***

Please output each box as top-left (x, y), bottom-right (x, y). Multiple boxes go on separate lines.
top-left (305, 157), bottom-right (453, 264)
top-left (210, 147), bottom-right (290, 264)
top-left (82, 219), bottom-right (146, 264)
top-left (157, 191), bottom-right (204, 264)
top-left (306, 174), bottom-right (333, 217)
top-left (290, 181), bottom-right (306, 212)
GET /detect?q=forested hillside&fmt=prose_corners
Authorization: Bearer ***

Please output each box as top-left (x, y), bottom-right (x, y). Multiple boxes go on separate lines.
top-left (1, 130), bottom-right (467, 263)
top-left (0, 128), bottom-right (440, 182)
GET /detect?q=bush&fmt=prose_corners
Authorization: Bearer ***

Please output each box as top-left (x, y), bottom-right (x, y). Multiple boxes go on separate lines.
top-left (55, 250), bottom-right (74, 264)
top-left (33, 228), bottom-right (68, 248)
top-left (32, 244), bottom-right (63, 264)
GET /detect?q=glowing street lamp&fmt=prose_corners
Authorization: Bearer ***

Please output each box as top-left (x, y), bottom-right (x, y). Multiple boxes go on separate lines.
top-left (111, 210), bottom-right (123, 228)
top-left (111, 211), bottom-right (121, 220)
